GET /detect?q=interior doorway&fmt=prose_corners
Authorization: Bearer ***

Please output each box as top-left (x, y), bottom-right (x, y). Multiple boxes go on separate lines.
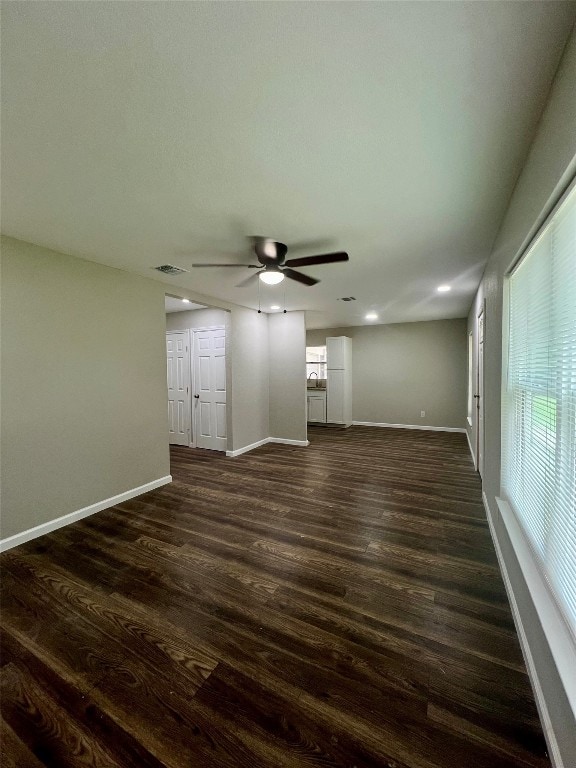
top-left (165, 296), bottom-right (230, 452)
top-left (475, 306), bottom-right (485, 478)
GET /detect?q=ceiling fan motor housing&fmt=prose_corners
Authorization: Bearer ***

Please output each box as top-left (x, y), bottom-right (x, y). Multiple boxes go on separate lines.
top-left (255, 239), bottom-right (288, 266)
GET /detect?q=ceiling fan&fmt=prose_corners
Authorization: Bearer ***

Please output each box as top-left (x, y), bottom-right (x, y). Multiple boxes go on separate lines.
top-left (191, 237), bottom-right (349, 287)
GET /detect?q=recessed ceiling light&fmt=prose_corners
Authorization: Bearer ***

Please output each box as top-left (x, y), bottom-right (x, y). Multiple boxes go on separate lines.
top-left (182, 298), bottom-right (191, 303)
top-left (437, 285), bottom-right (451, 292)
top-left (270, 305), bottom-right (280, 310)
top-left (365, 312), bottom-right (378, 321)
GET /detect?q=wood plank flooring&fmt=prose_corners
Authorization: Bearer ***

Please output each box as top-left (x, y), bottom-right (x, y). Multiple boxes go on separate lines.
top-left (0, 426), bottom-right (550, 767)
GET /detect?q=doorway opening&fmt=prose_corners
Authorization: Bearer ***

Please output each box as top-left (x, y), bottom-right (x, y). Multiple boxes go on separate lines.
top-left (165, 295), bottom-right (230, 452)
top-left (475, 305), bottom-right (485, 478)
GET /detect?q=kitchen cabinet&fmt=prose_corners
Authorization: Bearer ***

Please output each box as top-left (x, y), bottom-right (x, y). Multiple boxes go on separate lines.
top-left (326, 370), bottom-right (345, 423)
top-left (326, 336), bottom-right (351, 370)
top-left (327, 337), bottom-right (352, 427)
top-left (307, 390), bottom-right (327, 423)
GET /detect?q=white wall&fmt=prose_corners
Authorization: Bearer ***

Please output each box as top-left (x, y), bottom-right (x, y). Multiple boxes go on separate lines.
top-left (269, 312), bottom-right (307, 442)
top-left (467, 30), bottom-right (576, 766)
top-left (307, 319), bottom-right (467, 429)
top-left (1, 236), bottom-right (171, 541)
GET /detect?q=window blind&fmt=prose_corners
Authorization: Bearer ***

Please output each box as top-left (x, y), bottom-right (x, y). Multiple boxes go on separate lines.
top-left (502, 183), bottom-right (576, 638)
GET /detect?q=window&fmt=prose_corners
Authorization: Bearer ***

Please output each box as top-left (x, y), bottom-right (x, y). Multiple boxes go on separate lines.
top-left (502, 183), bottom-right (576, 636)
top-left (306, 345), bottom-right (327, 380)
top-left (467, 332), bottom-right (473, 426)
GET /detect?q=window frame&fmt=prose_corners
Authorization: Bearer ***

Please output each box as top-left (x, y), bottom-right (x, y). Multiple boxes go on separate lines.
top-left (497, 175), bottom-right (576, 724)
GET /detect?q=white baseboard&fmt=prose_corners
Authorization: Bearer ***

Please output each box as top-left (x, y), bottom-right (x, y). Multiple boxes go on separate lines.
top-left (0, 475), bottom-right (172, 553)
top-left (269, 437), bottom-right (310, 447)
top-left (484, 492), bottom-right (567, 768)
top-left (465, 427), bottom-right (476, 467)
top-left (226, 438), bottom-right (269, 457)
top-left (229, 425), bottom-right (465, 457)
top-left (352, 421), bottom-right (466, 433)
top-left (226, 436), bottom-right (309, 457)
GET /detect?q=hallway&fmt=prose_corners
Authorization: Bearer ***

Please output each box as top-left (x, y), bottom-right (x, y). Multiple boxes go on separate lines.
top-left (0, 427), bottom-right (548, 767)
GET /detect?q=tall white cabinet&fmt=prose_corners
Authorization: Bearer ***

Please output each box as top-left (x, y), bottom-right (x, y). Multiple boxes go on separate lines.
top-left (327, 336), bottom-right (352, 427)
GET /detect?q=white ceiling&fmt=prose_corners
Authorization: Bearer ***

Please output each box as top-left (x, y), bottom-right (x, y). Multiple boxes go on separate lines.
top-left (165, 296), bottom-right (206, 314)
top-left (2, 2), bottom-right (575, 328)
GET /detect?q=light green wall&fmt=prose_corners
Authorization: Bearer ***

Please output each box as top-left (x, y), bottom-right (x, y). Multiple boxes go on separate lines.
top-left (0, 236), bottom-right (170, 539)
top-left (307, 319), bottom-right (467, 429)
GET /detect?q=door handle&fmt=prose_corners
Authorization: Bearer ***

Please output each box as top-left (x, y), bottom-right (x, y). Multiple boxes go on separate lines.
top-left (473, 394), bottom-right (480, 399)
top-left (194, 394), bottom-right (200, 399)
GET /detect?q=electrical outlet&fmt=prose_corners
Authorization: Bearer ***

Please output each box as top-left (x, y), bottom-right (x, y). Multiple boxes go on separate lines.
top-left (420, 410), bottom-right (426, 418)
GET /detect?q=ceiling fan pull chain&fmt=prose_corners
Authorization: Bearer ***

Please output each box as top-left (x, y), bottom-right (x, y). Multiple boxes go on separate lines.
top-left (283, 281), bottom-right (287, 313)
top-left (258, 278), bottom-right (262, 314)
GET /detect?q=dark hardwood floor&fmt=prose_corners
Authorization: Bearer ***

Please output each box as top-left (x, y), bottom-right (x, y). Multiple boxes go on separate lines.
top-left (0, 426), bottom-right (549, 768)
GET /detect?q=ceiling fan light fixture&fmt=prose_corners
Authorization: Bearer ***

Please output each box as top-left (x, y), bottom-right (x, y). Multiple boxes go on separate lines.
top-left (259, 270), bottom-right (285, 285)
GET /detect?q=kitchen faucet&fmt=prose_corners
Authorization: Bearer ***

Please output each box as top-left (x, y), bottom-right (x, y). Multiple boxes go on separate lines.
top-left (307, 371), bottom-right (318, 381)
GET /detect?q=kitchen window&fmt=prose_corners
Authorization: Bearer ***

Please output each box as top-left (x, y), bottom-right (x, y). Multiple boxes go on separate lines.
top-left (306, 345), bottom-right (327, 380)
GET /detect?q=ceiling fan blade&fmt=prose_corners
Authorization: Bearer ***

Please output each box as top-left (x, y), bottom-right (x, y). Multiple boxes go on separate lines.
top-left (282, 268), bottom-right (319, 286)
top-left (191, 263), bottom-right (258, 268)
top-left (284, 251), bottom-right (349, 268)
top-left (236, 271), bottom-right (262, 288)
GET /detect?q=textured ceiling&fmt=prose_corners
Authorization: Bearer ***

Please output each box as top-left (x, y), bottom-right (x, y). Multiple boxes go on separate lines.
top-left (2, 1), bottom-right (575, 328)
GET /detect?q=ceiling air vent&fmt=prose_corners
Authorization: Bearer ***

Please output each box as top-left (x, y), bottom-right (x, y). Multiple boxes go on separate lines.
top-left (154, 264), bottom-right (189, 276)
top-left (339, 296), bottom-right (356, 302)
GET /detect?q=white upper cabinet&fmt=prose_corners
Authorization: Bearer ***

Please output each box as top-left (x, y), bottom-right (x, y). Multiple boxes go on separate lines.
top-left (327, 336), bottom-right (351, 369)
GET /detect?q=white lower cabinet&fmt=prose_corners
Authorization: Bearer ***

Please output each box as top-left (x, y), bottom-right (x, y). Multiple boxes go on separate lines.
top-left (307, 392), bottom-right (327, 423)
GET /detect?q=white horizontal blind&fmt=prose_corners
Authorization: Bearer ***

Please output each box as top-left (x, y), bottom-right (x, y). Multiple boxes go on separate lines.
top-left (502, 184), bottom-right (576, 638)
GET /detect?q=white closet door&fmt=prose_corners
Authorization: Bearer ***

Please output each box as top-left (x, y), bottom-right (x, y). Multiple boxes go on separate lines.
top-left (166, 332), bottom-right (190, 446)
top-left (194, 328), bottom-right (227, 451)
